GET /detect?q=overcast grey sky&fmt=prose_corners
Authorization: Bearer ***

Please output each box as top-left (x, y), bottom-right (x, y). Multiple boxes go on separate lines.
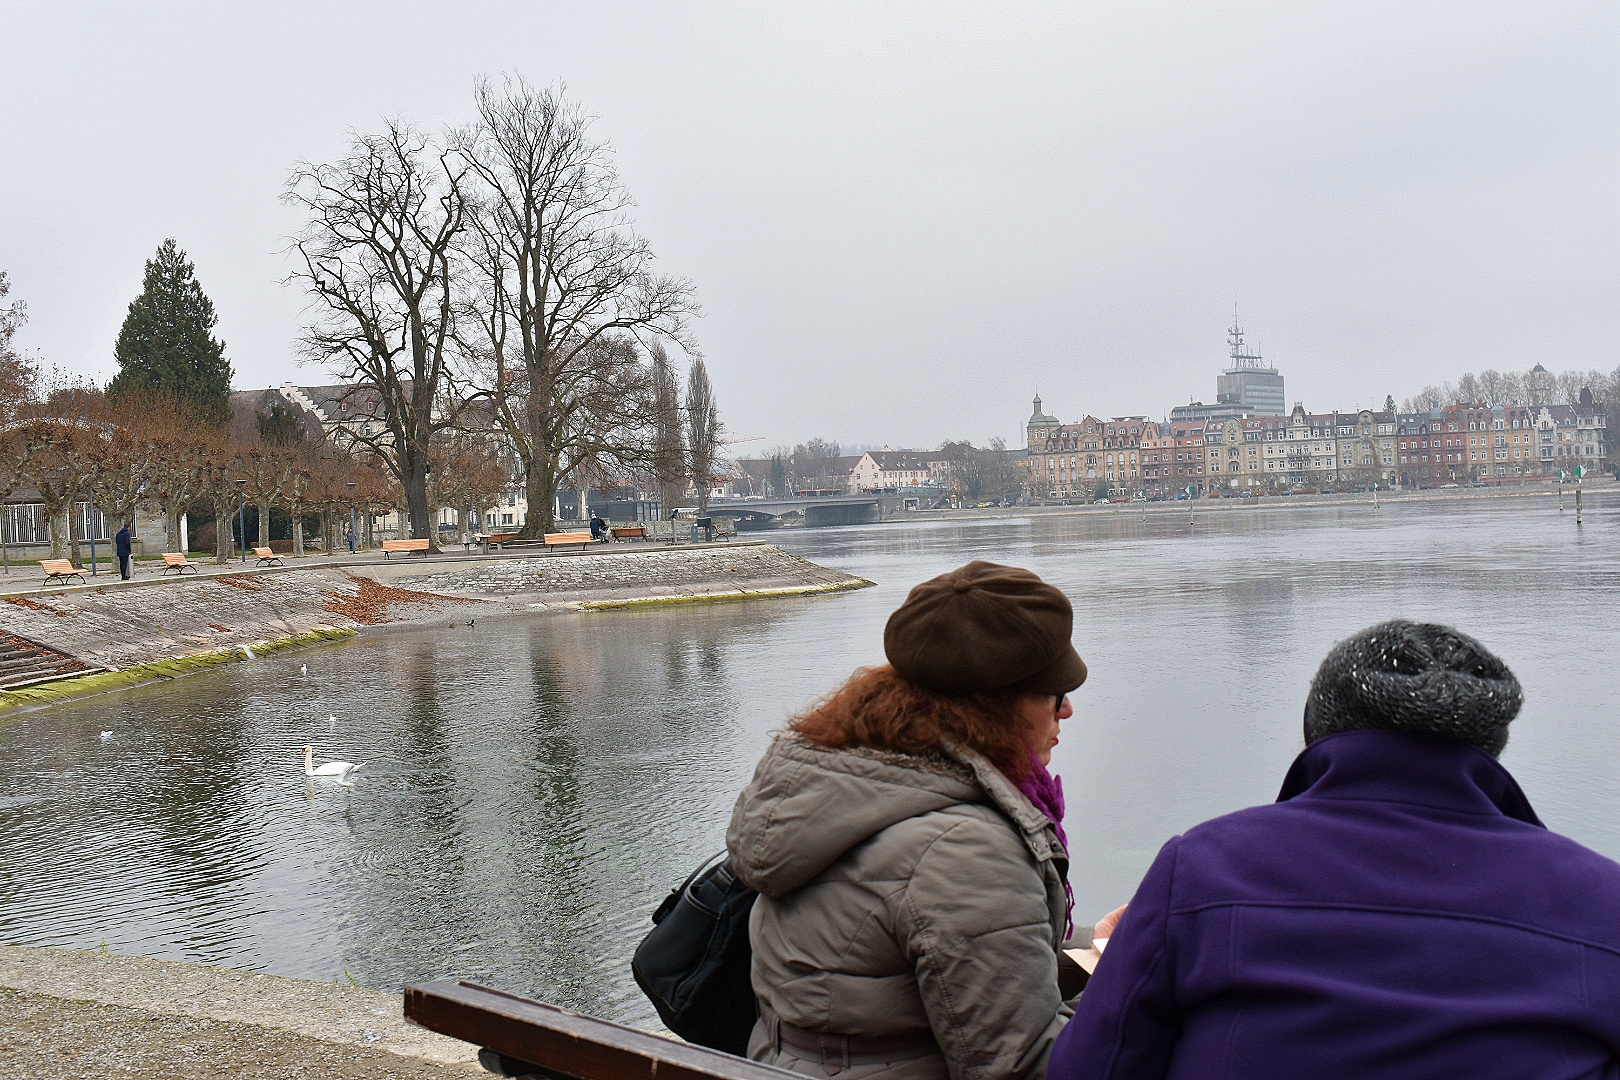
top-left (2, 2), bottom-right (1614, 450)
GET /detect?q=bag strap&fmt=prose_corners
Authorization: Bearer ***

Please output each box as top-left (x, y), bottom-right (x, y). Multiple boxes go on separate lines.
top-left (677, 849), bottom-right (729, 897)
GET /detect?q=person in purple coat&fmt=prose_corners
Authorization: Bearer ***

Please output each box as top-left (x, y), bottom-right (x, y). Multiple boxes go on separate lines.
top-left (1049, 620), bottom-right (1620, 1079)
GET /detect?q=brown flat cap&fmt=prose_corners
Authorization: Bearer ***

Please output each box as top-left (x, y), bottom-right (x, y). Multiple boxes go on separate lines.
top-left (884, 560), bottom-right (1087, 697)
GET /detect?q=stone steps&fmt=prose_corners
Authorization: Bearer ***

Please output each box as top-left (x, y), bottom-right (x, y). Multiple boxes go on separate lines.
top-left (0, 633), bottom-right (99, 690)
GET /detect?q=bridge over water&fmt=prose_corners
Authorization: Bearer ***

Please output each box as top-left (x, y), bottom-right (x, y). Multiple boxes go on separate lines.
top-left (706, 494), bottom-right (915, 528)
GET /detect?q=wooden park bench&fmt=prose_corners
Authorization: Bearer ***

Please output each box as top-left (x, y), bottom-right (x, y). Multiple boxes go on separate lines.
top-left (161, 552), bottom-right (200, 575)
top-left (404, 980), bottom-right (795, 1080)
top-left (484, 531), bottom-right (520, 552)
top-left (253, 546), bottom-right (283, 567)
top-left (39, 559), bottom-right (87, 586)
top-left (382, 538), bottom-right (431, 560)
top-left (544, 530), bottom-right (594, 551)
top-left (610, 525), bottom-right (649, 541)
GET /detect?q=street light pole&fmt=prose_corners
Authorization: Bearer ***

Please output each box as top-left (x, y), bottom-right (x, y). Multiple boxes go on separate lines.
top-left (235, 479), bottom-right (248, 564)
top-left (347, 482), bottom-right (357, 554)
top-left (88, 487), bottom-right (98, 575)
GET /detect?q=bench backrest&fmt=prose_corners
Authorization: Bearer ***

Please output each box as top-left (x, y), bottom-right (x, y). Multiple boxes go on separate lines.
top-left (40, 560), bottom-right (75, 572)
top-left (404, 981), bottom-right (795, 1080)
top-left (162, 553), bottom-right (190, 565)
top-left (545, 531), bottom-right (593, 544)
top-left (612, 526), bottom-right (647, 535)
top-left (254, 547), bottom-right (274, 557)
top-left (382, 538), bottom-right (431, 550)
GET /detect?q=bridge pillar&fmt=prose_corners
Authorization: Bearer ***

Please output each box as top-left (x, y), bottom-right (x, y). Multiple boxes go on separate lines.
top-left (804, 502), bottom-right (881, 527)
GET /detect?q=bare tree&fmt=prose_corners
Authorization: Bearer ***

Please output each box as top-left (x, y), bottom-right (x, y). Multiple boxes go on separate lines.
top-left (286, 120), bottom-right (467, 551)
top-left (455, 76), bottom-right (698, 535)
top-left (1459, 371), bottom-right (1485, 405)
top-left (18, 384), bottom-right (111, 562)
top-left (1499, 370), bottom-right (1527, 406)
top-left (648, 341), bottom-right (686, 514)
top-left (0, 272), bottom-right (37, 426)
top-left (685, 358), bottom-right (720, 513)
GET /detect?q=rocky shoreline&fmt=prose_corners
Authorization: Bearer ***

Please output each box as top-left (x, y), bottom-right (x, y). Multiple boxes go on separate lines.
top-left (0, 542), bottom-right (870, 717)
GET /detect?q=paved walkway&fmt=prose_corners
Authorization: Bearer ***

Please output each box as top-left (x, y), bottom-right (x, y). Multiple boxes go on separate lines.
top-left (0, 946), bottom-right (478, 1078)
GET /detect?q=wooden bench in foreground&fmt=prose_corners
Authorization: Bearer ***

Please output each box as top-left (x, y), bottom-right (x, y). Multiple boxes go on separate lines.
top-left (161, 552), bottom-right (200, 575)
top-left (253, 546), bottom-right (283, 567)
top-left (382, 538), bottom-right (431, 559)
top-left (544, 530), bottom-right (594, 551)
top-left (39, 559), bottom-right (87, 586)
top-left (610, 525), bottom-right (649, 541)
top-left (404, 980), bottom-right (794, 1080)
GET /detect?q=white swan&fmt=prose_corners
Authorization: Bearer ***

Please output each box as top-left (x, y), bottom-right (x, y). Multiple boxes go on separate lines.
top-left (304, 745), bottom-right (365, 785)
top-left (300, 663), bottom-right (307, 676)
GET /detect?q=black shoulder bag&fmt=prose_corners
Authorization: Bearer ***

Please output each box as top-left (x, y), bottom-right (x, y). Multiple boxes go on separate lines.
top-left (631, 851), bottom-right (759, 1056)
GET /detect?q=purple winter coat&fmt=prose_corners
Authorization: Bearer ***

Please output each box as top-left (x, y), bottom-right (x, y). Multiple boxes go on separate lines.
top-left (1048, 730), bottom-right (1620, 1079)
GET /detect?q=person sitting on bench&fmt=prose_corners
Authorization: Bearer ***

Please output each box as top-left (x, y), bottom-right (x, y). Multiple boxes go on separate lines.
top-left (1048, 621), bottom-right (1620, 1079)
top-left (589, 513), bottom-right (608, 542)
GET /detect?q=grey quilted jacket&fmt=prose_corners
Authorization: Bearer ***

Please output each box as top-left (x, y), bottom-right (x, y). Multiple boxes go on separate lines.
top-left (726, 734), bottom-right (1075, 1080)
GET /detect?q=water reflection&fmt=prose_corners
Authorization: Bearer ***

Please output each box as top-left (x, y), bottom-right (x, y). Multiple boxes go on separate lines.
top-left (0, 492), bottom-right (1616, 1025)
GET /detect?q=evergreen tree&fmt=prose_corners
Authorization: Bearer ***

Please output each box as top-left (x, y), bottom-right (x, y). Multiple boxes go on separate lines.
top-left (109, 239), bottom-right (233, 424)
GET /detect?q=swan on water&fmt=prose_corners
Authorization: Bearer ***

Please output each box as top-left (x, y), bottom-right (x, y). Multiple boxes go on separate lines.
top-left (99, 731), bottom-right (113, 739)
top-left (241, 645), bottom-right (255, 660)
top-left (304, 745), bottom-right (365, 785)
top-left (300, 663), bottom-right (307, 676)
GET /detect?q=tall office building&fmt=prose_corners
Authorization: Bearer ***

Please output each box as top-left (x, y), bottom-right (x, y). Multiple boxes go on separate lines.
top-left (1214, 308), bottom-right (1285, 415)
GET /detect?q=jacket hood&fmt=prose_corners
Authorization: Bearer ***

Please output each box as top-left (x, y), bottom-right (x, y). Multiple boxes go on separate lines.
top-left (728, 734), bottom-right (1060, 898)
top-left (1277, 729), bottom-right (1543, 827)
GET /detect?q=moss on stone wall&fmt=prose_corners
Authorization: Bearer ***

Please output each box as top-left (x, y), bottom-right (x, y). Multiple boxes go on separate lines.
top-left (578, 578), bottom-right (873, 611)
top-left (0, 627), bottom-right (357, 717)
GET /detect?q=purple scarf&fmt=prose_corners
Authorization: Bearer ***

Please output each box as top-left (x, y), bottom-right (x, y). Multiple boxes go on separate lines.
top-left (1015, 751), bottom-right (1075, 938)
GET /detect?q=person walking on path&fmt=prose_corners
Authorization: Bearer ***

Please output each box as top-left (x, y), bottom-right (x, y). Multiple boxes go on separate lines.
top-left (728, 560), bottom-right (1104, 1080)
top-left (115, 521), bottom-right (133, 580)
top-left (1048, 620), bottom-right (1620, 1079)
top-left (346, 526), bottom-right (355, 554)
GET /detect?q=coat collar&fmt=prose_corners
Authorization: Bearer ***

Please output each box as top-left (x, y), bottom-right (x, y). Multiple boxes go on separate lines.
top-left (1277, 729), bottom-right (1543, 827)
top-left (941, 740), bottom-right (1066, 862)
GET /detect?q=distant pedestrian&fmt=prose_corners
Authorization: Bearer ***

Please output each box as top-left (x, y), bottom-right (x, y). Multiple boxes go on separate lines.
top-left (1048, 620), bottom-right (1620, 1079)
top-left (590, 513), bottom-right (608, 542)
top-left (346, 526), bottom-right (355, 554)
top-left (115, 521), bottom-right (133, 580)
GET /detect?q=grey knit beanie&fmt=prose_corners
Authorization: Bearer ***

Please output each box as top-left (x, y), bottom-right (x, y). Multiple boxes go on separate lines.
top-left (1303, 620), bottom-right (1523, 757)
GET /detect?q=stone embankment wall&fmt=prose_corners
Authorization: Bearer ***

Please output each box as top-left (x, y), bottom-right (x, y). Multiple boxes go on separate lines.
top-left (0, 543), bottom-right (869, 713)
top-left (388, 542), bottom-right (867, 609)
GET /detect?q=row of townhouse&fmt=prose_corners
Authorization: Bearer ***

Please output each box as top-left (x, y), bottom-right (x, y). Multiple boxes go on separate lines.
top-left (1027, 393), bottom-right (1608, 497)
top-left (1394, 396), bottom-right (1606, 481)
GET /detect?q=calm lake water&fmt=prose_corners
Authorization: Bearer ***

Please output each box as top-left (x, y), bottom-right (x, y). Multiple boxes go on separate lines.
top-left (1, 492), bottom-right (1616, 1025)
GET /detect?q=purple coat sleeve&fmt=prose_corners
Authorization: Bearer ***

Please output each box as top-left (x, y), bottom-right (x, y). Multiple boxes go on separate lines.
top-left (1047, 836), bottom-right (1182, 1080)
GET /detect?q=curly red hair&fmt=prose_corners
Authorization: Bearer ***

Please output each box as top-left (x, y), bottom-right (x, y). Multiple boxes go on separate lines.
top-left (789, 665), bottom-right (1040, 782)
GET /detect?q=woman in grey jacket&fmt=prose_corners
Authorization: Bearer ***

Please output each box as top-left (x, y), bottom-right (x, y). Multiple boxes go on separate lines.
top-left (727, 561), bottom-right (1092, 1080)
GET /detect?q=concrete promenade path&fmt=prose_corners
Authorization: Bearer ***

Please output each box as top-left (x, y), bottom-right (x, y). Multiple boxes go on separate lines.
top-left (0, 945), bottom-right (479, 1078)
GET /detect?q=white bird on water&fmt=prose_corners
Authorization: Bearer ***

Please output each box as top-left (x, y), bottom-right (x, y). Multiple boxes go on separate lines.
top-left (99, 730), bottom-right (113, 740)
top-left (300, 663), bottom-right (307, 676)
top-left (304, 745), bottom-right (365, 786)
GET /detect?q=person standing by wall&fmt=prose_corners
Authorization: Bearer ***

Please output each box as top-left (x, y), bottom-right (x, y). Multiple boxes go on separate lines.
top-left (115, 521), bottom-right (133, 580)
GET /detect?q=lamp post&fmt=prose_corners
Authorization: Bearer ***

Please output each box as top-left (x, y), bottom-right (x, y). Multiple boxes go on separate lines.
top-left (87, 487), bottom-right (98, 575)
top-left (347, 482), bottom-right (357, 554)
top-left (235, 479), bottom-right (248, 564)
